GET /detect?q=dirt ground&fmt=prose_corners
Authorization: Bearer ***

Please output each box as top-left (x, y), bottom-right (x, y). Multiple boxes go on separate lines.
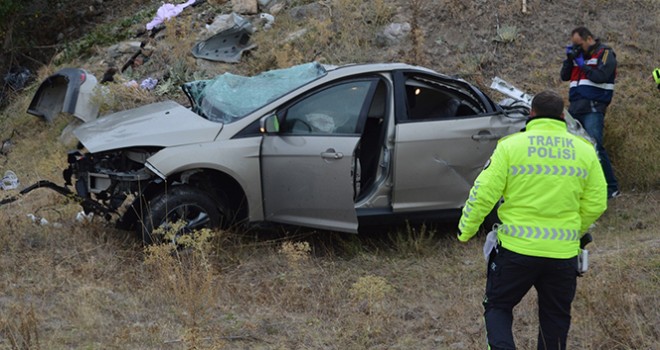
top-left (412, 0), bottom-right (658, 92)
top-left (0, 0), bottom-right (658, 348)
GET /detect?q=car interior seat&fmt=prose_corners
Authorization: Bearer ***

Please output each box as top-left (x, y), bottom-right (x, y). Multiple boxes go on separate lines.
top-left (441, 98), bottom-right (461, 118)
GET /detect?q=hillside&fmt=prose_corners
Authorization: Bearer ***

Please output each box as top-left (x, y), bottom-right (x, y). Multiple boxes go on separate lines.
top-left (3, 0), bottom-right (658, 188)
top-left (0, 0), bottom-right (659, 349)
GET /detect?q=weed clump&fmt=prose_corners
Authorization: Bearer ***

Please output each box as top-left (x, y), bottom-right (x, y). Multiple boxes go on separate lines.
top-left (0, 303), bottom-right (40, 349)
top-left (278, 240), bottom-right (311, 268)
top-left (495, 25), bottom-right (519, 43)
top-left (389, 223), bottom-right (437, 257)
top-left (93, 82), bottom-right (158, 116)
top-left (144, 224), bottom-right (222, 349)
top-left (350, 275), bottom-right (393, 314)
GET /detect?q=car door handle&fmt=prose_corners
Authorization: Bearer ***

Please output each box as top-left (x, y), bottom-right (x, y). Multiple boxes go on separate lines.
top-left (321, 148), bottom-right (344, 159)
top-left (471, 134), bottom-right (500, 141)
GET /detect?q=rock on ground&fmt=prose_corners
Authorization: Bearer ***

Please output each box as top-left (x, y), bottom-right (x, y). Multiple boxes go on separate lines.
top-left (233, 0), bottom-right (258, 14)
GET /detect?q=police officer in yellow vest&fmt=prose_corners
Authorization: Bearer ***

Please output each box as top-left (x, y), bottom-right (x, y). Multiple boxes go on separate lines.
top-left (457, 91), bottom-right (607, 350)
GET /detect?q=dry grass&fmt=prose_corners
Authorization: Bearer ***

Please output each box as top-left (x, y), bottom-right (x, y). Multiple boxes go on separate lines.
top-left (0, 0), bottom-right (658, 348)
top-left (0, 191), bottom-right (657, 349)
top-left (407, 0), bottom-right (428, 66)
top-left (246, 0), bottom-right (394, 73)
top-left (605, 76), bottom-right (660, 190)
top-left (92, 82), bottom-right (159, 116)
top-left (143, 227), bottom-right (222, 349)
top-left (0, 74), bottom-right (73, 187)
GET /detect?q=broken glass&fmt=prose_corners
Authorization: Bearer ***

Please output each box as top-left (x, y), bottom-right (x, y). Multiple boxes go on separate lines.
top-left (182, 62), bottom-right (327, 123)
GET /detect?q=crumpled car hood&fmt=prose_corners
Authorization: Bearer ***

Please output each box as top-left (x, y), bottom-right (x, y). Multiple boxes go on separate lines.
top-left (74, 100), bottom-right (223, 153)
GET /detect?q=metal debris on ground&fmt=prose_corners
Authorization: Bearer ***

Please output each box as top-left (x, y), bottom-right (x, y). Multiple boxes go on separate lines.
top-left (3, 67), bottom-right (31, 91)
top-left (191, 13), bottom-right (256, 63)
top-left (27, 68), bottom-right (100, 123)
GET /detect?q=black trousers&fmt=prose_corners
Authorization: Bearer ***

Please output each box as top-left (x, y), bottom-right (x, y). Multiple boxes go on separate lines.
top-left (484, 246), bottom-right (578, 350)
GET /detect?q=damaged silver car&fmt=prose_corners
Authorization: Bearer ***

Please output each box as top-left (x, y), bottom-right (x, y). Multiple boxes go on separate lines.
top-left (31, 62), bottom-right (546, 243)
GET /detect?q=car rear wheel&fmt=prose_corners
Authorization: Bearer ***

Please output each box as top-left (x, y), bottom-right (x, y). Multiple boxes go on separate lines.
top-left (140, 185), bottom-right (230, 245)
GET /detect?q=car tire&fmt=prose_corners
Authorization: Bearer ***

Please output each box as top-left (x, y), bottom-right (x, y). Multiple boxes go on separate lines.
top-left (139, 185), bottom-right (230, 245)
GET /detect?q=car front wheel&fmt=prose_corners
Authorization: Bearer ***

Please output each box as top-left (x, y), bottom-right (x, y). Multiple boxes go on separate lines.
top-left (140, 185), bottom-right (229, 245)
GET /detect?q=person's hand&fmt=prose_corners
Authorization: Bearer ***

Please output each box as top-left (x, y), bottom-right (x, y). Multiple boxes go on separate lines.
top-left (574, 54), bottom-right (585, 68)
top-left (579, 233), bottom-right (593, 249)
top-left (565, 45), bottom-right (573, 57)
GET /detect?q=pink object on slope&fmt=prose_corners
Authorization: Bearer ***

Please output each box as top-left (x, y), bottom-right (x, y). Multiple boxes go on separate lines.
top-left (146, 0), bottom-right (196, 30)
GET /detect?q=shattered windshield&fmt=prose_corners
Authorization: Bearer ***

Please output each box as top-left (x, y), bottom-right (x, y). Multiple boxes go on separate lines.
top-left (183, 62), bottom-right (327, 123)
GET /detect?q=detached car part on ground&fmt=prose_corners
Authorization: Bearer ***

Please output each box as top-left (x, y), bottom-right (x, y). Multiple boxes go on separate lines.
top-left (28, 68), bottom-right (99, 123)
top-left (23, 63), bottom-right (590, 244)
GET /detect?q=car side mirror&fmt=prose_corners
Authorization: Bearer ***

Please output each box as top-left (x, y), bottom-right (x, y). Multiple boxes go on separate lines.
top-left (260, 114), bottom-right (280, 134)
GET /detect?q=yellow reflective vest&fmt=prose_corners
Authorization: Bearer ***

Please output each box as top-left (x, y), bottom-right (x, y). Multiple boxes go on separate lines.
top-left (457, 118), bottom-right (607, 259)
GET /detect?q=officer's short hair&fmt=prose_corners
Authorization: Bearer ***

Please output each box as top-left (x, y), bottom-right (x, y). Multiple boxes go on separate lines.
top-left (572, 27), bottom-right (593, 40)
top-left (531, 91), bottom-right (564, 118)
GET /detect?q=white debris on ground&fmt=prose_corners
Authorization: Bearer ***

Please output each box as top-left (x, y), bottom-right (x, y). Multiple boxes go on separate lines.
top-left (1, 170), bottom-right (19, 190)
top-left (76, 211), bottom-right (94, 223)
top-left (139, 77), bottom-right (158, 90)
top-left (25, 210), bottom-right (93, 228)
top-left (146, 0), bottom-right (197, 30)
top-left (27, 214), bottom-right (50, 226)
top-left (259, 13), bottom-right (275, 30)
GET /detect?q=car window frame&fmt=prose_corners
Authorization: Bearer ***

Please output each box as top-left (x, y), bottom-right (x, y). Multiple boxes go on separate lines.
top-left (392, 70), bottom-right (498, 124)
top-left (275, 76), bottom-right (382, 137)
